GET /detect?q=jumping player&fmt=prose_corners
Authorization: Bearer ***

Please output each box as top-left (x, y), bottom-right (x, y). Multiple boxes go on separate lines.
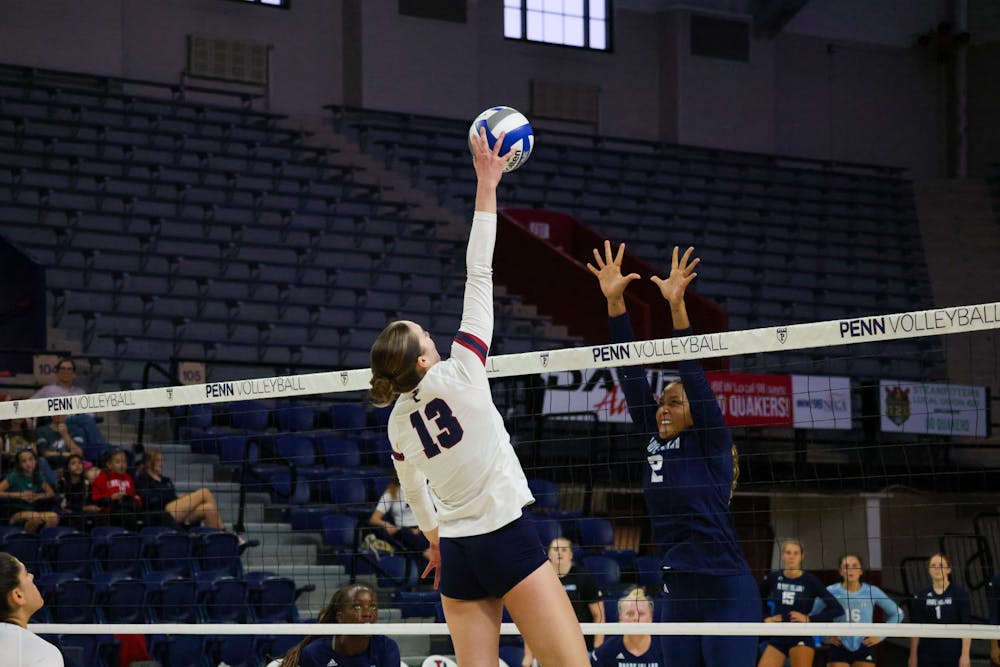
top-left (588, 241), bottom-right (759, 666)
top-left (822, 553), bottom-right (903, 667)
top-left (758, 538), bottom-right (843, 667)
top-left (368, 128), bottom-right (590, 667)
top-left (908, 553), bottom-right (971, 667)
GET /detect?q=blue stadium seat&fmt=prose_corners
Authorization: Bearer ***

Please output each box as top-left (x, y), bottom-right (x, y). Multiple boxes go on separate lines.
top-left (95, 572), bottom-right (146, 623)
top-left (526, 478), bottom-right (559, 512)
top-left (327, 475), bottom-right (370, 516)
top-left (330, 403), bottom-right (367, 432)
top-left (230, 400), bottom-right (270, 431)
top-left (582, 555), bottom-right (621, 589)
top-left (393, 590), bottom-right (441, 618)
top-left (149, 634), bottom-right (211, 667)
top-left (531, 516), bottom-right (562, 547)
top-left (245, 571), bottom-right (308, 623)
top-left (276, 402), bottom-right (315, 432)
top-left (144, 572), bottom-right (200, 623)
top-left (36, 572), bottom-right (99, 622)
top-left (274, 433), bottom-right (327, 481)
top-left (576, 517), bottom-right (614, 552)
top-left (267, 471), bottom-right (312, 506)
top-left (58, 634), bottom-right (116, 667)
top-left (141, 527), bottom-right (195, 576)
top-left (195, 530), bottom-right (244, 578)
top-left (200, 575), bottom-right (252, 623)
top-left (0, 532), bottom-right (43, 574)
top-left (315, 434), bottom-right (362, 469)
top-left (41, 529), bottom-right (92, 577)
top-left (92, 528), bottom-right (143, 577)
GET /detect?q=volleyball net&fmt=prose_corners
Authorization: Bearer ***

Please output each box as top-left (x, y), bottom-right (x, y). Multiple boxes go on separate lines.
top-left (3, 301), bottom-right (1000, 665)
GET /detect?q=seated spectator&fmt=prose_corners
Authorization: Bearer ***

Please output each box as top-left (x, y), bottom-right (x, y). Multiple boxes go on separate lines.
top-left (269, 583), bottom-right (400, 667)
top-left (523, 537), bottom-right (605, 666)
top-left (1, 417), bottom-right (35, 469)
top-left (57, 454), bottom-right (102, 531)
top-left (0, 449), bottom-right (59, 533)
top-left (134, 447), bottom-right (230, 532)
top-left (368, 476), bottom-right (430, 562)
top-left (91, 449), bottom-right (143, 530)
top-left (35, 414), bottom-right (93, 479)
top-left (31, 357), bottom-right (109, 453)
top-left (0, 552), bottom-right (64, 665)
top-left (1, 418), bottom-right (55, 486)
top-left (591, 587), bottom-right (665, 667)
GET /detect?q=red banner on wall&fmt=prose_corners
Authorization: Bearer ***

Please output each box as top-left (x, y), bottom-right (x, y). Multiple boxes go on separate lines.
top-left (707, 372), bottom-right (794, 427)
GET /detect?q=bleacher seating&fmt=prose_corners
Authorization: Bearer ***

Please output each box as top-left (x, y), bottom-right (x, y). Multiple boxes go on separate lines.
top-left (329, 104), bottom-right (941, 382)
top-left (0, 65), bottom-right (579, 389)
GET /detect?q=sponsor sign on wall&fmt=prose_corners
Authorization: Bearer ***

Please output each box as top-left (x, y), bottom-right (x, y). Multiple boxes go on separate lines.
top-left (791, 375), bottom-right (853, 430)
top-left (880, 380), bottom-right (988, 437)
top-left (542, 369), bottom-right (846, 429)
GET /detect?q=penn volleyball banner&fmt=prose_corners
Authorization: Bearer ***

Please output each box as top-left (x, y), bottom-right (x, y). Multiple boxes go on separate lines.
top-left (541, 369), bottom-right (850, 429)
top-left (880, 380), bottom-right (988, 437)
top-left (3, 302), bottom-right (998, 420)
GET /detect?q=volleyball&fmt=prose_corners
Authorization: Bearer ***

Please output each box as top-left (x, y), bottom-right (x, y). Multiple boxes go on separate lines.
top-left (468, 106), bottom-right (534, 172)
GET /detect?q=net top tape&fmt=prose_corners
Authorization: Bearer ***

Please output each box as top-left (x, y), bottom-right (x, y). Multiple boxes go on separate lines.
top-left (5, 301), bottom-right (998, 420)
top-left (31, 621), bottom-right (1000, 640)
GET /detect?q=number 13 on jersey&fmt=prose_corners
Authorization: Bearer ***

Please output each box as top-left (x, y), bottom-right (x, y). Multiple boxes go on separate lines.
top-left (409, 398), bottom-right (465, 459)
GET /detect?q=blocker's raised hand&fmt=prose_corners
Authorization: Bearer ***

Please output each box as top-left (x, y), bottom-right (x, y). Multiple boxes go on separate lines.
top-left (587, 240), bottom-right (640, 304)
top-left (651, 245), bottom-right (699, 307)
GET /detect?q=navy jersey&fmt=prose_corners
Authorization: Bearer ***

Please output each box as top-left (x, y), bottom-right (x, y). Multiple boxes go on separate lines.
top-left (591, 635), bottom-right (666, 667)
top-left (299, 634), bottom-right (400, 667)
top-left (611, 315), bottom-right (749, 575)
top-left (910, 584), bottom-right (971, 663)
top-left (760, 571), bottom-right (842, 622)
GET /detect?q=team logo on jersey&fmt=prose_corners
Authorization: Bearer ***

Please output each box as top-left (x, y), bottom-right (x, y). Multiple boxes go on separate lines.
top-left (648, 437), bottom-right (679, 453)
top-left (340, 371), bottom-right (349, 385)
top-left (777, 327), bottom-right (788, 344)
top-left (540, 351), bottom-right (549, 368)
top-left (327, 660), bottom-right (338, 667)
top-left (885, 386), bottom-right (910, 426)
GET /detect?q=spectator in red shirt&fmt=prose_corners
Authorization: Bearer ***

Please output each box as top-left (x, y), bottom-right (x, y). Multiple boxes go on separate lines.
top-left (91, 449), bottom-right (142, 528)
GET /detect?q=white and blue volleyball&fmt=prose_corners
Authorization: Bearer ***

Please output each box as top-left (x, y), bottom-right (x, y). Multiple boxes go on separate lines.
top-left (468, 106), bottom-right (534, 172)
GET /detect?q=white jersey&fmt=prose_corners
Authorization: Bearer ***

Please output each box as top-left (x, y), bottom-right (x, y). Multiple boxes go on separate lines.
top-left (387, 211), bottom-right (534, 539)
top-left (375, 489), bottom-right (418, 528)
top-left (0, 624), bottom-right (65, 666)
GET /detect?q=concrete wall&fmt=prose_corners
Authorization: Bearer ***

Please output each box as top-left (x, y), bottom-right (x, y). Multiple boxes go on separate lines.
top-left (0, 0), bottom-right (344, 119)
top-left (0, 0), bottom-right (961, 174)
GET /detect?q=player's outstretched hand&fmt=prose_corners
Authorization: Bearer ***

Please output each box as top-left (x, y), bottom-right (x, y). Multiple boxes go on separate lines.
top-left (471, 126), bottom-right (511, 188)
top-left (587, 240), bottom-right (640, 303)
top-left (651, 245), bottom-right (699, 307)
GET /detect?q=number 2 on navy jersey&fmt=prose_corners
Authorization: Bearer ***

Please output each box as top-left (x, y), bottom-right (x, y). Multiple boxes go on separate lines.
top-left (409, 398), bottom-right (464, 458)
top-left (648, 454), bottom-right (663, 483)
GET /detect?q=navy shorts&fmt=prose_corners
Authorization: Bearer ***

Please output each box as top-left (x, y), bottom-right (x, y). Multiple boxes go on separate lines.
top-left (827, 643), bottom-right (876, 664)
top-left (439, 510), bottom-right (547, 600)
top-left (657, 570), bottom-right (760, 667)
top-left (764, 636), bottom-right (814, 655)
